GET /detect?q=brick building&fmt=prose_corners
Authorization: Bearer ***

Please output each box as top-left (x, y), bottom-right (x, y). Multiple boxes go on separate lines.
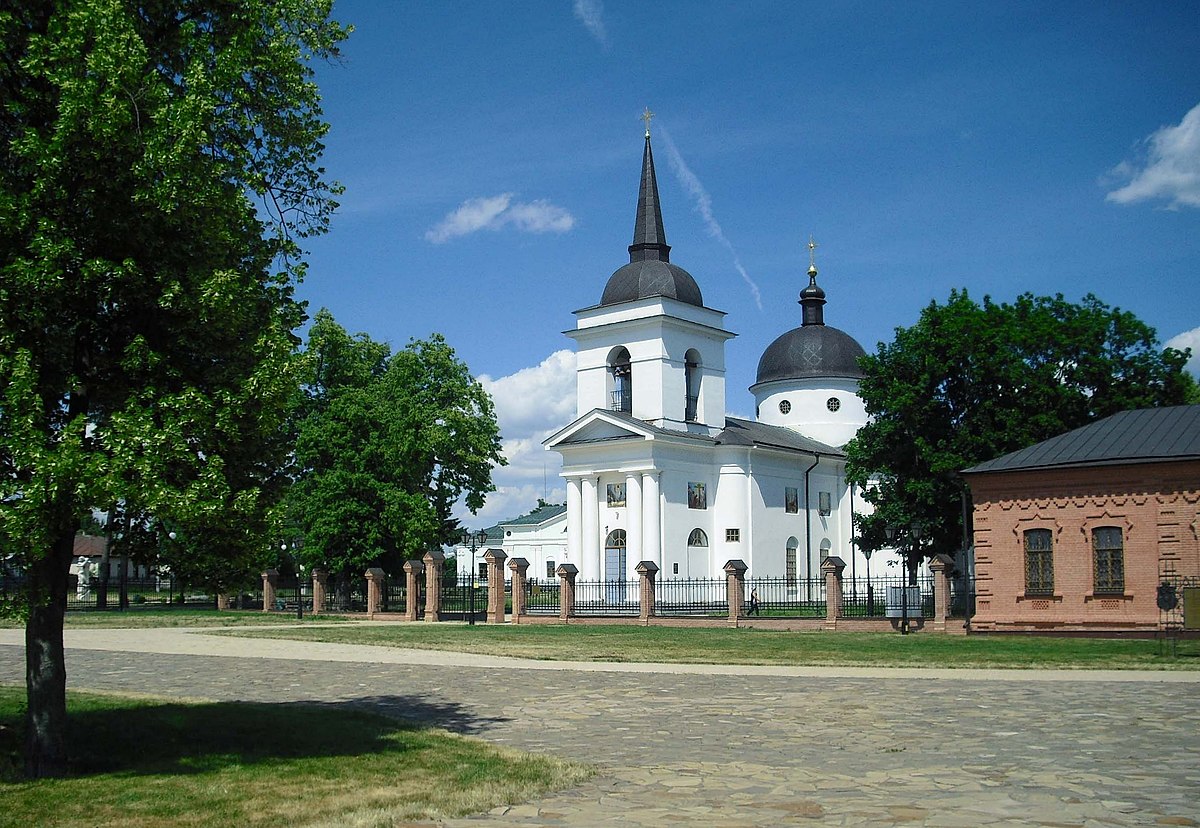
top-left (962, 405), bottom-right (1200, 632)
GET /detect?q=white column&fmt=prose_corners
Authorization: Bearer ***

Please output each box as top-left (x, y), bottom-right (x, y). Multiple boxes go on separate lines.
top-left (626, 471), bottom-right (643, 566)
top-left (642, 471), bottom-right (661, 567)
top-left (566, 477), bottom-right (582, 566)
top-left (581, 475), bottom-right (600, 581)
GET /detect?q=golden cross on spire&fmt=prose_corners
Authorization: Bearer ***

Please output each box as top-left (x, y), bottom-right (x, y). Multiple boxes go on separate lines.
top-left (807, 235), bottom-right (819, 273)
top-left (641, 106), bottom-right (655, 137)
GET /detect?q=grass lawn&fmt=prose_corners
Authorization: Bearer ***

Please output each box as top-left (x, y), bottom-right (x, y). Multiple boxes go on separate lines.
top-left (0, 610), bottom-right (350, 630)
top-left (221, 623), bottom-right (1200, 670)
top-left (0, 686), bottom-right (590, 828)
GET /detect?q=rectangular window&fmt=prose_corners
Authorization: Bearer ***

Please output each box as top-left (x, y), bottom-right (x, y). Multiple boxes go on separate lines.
top-left (688, 482), bottom-right (707, 510)
top-left (478, 562), bottom-right (487, 581)
top-left (1093, 527), bottom-right (1125, 594)
top-left (726, 528), bottom-right (740, 543)
top-left (546, 560), bottom-right (556, 579)
top-left (606, 483), bottom-right (625, 507)
top-left (785, 486), bottom-right (798, 514)
top-left (818, 491), bottom-right (832, 516)
top-left (1024, 528), bottom-right (1054, 595)
top-left (673, 562), bottom-right (679, 575)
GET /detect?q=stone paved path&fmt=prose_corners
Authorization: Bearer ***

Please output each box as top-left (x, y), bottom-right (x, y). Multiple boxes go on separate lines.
top-left (0, 626), bottom-right (1197, 827)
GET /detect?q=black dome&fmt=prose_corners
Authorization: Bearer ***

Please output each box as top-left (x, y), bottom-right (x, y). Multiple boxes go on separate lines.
top-left (756, 325), bottom-right (866, 384)
top-left (601, 259), bottom-right (704, 307)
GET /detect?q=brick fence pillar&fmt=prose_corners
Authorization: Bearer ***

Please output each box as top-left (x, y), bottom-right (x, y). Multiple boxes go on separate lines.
top-left (484, 547), bottom-right (508, 623)
top-left (636, 560), bottom-right (659, 624)
top-left (822, 556), bottom-right (846, 630)
top-left (423, 549), bottom-right (445, 622)
top-left (557, 563), bottom-right (578, 622)
top-left (508, 558), bottom-right (529, 624)
top-left (930, 553), bottom-right (955, 632)
top-left (216, 593), bottom-right (231, 611)
top-left (311, 568), bottom-right (328, 615)
top-left (261, 569), bottom-right (279, 613)
top-left (724, 559), bottom-right (747, 625)
top-left (365, 567), bottom-right (385, 615)
top-left (403, 559), bottom-right (423, 621)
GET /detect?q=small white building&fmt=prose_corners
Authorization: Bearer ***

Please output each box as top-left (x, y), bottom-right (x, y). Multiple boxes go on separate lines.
top-left (540, 130), bottom-right (905, 586)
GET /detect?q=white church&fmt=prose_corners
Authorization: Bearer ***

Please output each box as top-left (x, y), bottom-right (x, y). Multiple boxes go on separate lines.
top-left (473, 127), bottom-right (904, 587)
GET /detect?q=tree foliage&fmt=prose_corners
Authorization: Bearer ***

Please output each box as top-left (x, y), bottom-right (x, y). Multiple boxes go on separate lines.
top-left (0, 1), bottom-right (348, 776)
top-left (845, 290), bottom-right (1195, 562)
top-left (288, 311), bottom-right (505, 579)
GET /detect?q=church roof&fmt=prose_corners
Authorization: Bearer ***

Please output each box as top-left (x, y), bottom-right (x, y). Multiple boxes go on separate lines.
top-left (502, 503), bottom-right (567, 526)
top-left (756, 324), bottom-right (866, 383)
top-left (552, 408), bottom-right (843, 458)
top-left (962, 405), bottom-right (1200, 474)
top-left (754, 250), bottom-right (866, 385)
top-left (599, 132), bottom-right (704, 308)
top-left (718, 417), bottom-right (845, 456)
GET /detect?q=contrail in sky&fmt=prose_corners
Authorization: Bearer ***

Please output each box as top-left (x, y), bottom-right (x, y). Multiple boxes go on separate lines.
top-left (659, 127), bottom-right (763, 311)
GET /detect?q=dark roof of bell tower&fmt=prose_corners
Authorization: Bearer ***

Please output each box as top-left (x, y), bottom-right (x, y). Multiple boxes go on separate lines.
top-left (600, 133), bottom-right (704, 308)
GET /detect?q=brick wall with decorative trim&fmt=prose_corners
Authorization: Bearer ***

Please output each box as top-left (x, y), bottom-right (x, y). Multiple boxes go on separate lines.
top-left (967, 459), bottom-right (1200, 631)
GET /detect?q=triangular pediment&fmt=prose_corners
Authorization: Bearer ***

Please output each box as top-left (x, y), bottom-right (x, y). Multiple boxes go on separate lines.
top-left (544, 409), bottom-right (656, 449)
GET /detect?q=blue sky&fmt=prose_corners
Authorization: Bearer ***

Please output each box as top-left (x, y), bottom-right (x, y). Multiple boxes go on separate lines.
top-left (300, 1), bottom-right (1200, 524)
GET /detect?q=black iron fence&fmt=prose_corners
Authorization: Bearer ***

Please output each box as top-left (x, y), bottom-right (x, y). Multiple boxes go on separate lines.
top-left (573, 579), bottom-right (641, 616)
top-left (656, 577), bottom-right (727, 617)
top-left (745, 576), bottom-right (826, 618)
top-left (443, 579), bottom-right (490, 620)
top-left (839, 574), bottom-right (934, 618)
top-left (64, 574), bottom-right (214, 611)
top-left (525, 578), bottom-right (560, 615)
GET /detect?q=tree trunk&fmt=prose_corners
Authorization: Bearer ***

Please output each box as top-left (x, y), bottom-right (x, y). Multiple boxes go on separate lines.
top-left (25, 530), bottom-right (72, 778)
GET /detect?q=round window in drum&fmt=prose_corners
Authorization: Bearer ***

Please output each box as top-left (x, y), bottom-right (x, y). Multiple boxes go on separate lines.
top-left (779, 400), bottom-right (791, 414)
top-left (826, 397), bottom-right (841, 412)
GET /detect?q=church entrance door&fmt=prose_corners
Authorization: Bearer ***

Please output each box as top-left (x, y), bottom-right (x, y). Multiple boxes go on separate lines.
top-left (604, 530), bottom-right (627, 604)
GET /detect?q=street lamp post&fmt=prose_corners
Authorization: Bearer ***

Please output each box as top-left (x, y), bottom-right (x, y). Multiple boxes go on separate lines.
top-left (884, 524), bottom-right (920, 635)
top-left (460, 529), bottom-right (489, 626)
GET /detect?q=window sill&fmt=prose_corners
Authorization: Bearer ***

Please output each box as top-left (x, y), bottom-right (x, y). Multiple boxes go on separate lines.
top-left (1017, 593), bottom-right (1062, 602)
top-left (1084, 593), bottom-right (1132, 602)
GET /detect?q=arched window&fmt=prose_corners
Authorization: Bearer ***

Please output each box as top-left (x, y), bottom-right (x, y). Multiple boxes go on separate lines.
top-left (785, 537), bottom-right (799, 592)
top-left (684, 349), bottom-right (701, 422)
top-left (608, 347), bottom-right (632, 413)
top-left (1092, 527), bottom-right (1124, 594)
top-left (1024, 528), bottom-right (1053, 595)
top-left (687, 528), bottom-right (708, 547)
top-left (604, 529), bottom-right (627, 602)
top-left (819, 538), bottom-right (831, 562)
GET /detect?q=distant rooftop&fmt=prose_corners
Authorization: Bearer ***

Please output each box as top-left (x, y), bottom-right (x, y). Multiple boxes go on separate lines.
top-left (962, 405), bottom-right (1200, 475)
top-left (501, 503), bottom-right (567, 527)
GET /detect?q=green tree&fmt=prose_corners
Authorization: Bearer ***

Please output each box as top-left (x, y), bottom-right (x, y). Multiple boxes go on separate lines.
top-left (845, 290), bottom-right (1195, 572)
top-left (289, 315), bottom-right (505, 582)
top-left (0, 2), bottom-right (348, 776)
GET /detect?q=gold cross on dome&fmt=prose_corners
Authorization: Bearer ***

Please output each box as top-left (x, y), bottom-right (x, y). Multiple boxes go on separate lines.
top-left (808, 235), bottom-right (818, 269)
top-left (641, 107), bottom-right (655, 137)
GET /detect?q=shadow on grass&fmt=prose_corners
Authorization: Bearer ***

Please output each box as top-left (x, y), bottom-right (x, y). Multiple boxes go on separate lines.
top-left (0, 690), bottom-right (509, 781)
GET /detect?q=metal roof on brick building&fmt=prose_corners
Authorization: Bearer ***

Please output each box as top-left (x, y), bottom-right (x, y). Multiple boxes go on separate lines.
top-left (962, 404), bottom-right (1200, 474)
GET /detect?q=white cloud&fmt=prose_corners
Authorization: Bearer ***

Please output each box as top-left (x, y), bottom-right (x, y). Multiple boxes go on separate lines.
top-left (658, 128), bottom-right (764, 310)
top-left (504, 200), bottom-right (576, 234)
top-left (1106, 102), bottom-right (1200, 209)
top-left (455, 350), bottom-right (576, 526)
top-left (425, 193), bottom-right (576, 243)
top-left (1166, 326), bottom-right (1200, 376)
top-left (572, 0), bottom-right (608, 47)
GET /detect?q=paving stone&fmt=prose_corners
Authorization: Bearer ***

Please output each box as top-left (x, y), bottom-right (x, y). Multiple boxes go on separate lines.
top-left (0, 626), bottom-right (1197, 826)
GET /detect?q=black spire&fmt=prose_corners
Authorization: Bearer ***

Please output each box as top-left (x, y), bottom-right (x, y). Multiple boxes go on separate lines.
top-left (628, 134), bottom-right (671, 263)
